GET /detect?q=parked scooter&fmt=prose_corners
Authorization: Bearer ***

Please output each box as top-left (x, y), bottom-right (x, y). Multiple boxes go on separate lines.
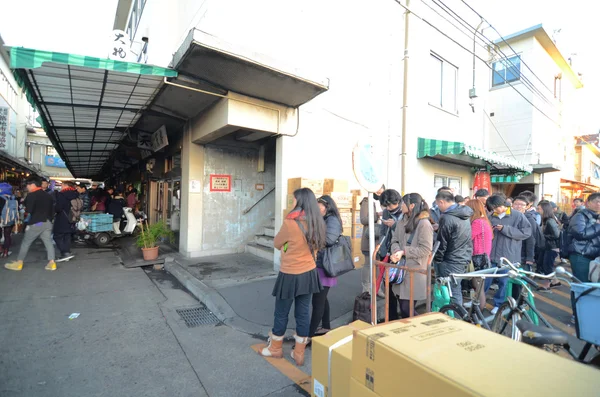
top-left (78, 207), bottom-right (140, 246)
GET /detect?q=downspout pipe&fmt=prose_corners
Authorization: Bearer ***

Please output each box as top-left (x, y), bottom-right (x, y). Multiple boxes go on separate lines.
top-left (400, 0), bottom-right (410, 195)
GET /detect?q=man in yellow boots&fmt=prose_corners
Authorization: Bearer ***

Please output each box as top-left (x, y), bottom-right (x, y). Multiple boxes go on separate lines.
top-left (5, 176), bottom-right (56, 271)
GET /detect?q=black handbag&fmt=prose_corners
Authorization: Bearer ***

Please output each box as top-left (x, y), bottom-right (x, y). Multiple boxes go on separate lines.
top-left (322, 234), bottom-right (355, 277)
top-left (472, 220), bottom-right (491, 271)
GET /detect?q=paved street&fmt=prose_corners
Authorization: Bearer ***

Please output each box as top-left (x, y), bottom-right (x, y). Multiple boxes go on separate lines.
top-left (0, 238), bottom-right (308, 397)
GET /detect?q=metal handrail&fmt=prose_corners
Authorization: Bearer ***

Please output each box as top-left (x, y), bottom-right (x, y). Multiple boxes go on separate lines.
top-left (242, 187), bottom-right (275, 215)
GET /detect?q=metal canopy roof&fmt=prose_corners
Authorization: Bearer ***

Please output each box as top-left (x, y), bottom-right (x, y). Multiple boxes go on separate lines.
top-left (11, 47), bottom-right (177, 178)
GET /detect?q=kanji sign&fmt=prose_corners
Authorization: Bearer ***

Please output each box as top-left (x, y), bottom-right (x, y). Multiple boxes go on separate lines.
top-left (151, 125), bottom-right (169, 152)
top-left (0, 107), bottom-right (8, 151)
top-left (108, 30), bottom-right (131, 61)
top-left (138, 132), bottom-right (152, 150)
top-left (210, 175), bottom-right (231, 192)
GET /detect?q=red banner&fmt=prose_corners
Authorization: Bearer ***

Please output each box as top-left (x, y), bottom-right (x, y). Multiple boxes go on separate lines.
top-left (473, 171), bottom-right (491, 195)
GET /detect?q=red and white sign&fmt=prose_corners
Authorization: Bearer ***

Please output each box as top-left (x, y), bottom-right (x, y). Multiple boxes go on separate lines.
top-left (473, 171), bottom-right (491, 195)
top-left (210, 175), bottom-right (231, 192)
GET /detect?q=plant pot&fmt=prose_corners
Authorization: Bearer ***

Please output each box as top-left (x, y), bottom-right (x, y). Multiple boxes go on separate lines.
top-left (142, 246), bottom-right (159, 261)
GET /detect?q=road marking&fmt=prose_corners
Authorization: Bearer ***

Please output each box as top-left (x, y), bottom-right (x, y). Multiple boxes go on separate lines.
top-left (251, 344), bottom-right (311, 393)
top-left (536, 309), bottom-right (576, 336)
top-left (549, 288), bottom-right (571, 300)
top-left (535, 293), bottom-right (573, 314)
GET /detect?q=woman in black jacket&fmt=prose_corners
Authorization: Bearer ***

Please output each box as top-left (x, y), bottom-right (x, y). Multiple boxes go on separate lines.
top-left (537, 201), bottom-right (561, 288)
top-left (309, 195), bottom-right (342, 338)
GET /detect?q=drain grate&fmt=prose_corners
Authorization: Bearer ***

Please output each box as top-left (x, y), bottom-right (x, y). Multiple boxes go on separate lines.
top-left (176, 306), bottom-right (220, 327)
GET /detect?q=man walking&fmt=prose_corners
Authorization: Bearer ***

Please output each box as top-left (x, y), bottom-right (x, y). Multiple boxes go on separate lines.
top-left (567, 193), bottom-right (600, 282)
top-left (54, 181), bottom-right (79, 262)
top-left (5, 177), bottom-right (56, 271)
top-left (486, 194), bottom-right (532, 314)
top-left (433, 191), bottom-right (473, 306)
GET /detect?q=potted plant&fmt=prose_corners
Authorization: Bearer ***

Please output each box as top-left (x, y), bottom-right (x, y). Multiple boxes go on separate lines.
top-left (137, 221), bottom-right (175, 260)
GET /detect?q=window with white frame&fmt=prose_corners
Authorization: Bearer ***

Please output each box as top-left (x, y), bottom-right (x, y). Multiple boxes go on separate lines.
top-left (434, 174), bottom-right (461, 194)
top-left (492, 55), bottom-right (521, 87)
top-left (46, 146), bottom-right (58, 156)
top-left (430, 53), bottom-right (458, 113)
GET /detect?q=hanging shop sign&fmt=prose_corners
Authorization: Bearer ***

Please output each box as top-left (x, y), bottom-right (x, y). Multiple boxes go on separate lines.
top-left (138, 132), bottom-right (152, 150)
top-left (151, 125), bottom-right (169, 152)
top-left (108, 30), bottom-right (132, 61)
top-left (472, 171), bottom-right (491, 194)
top-left (210, 174), bottom-right (231, 192)
top-left (45, 155), bottom-right (67, 168)
top-left (0, 107), bottom-right (8, 150)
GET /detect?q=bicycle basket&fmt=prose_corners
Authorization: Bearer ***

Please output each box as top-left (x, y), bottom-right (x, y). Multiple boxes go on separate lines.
top-left (570, 283), bottom-right (600, 345)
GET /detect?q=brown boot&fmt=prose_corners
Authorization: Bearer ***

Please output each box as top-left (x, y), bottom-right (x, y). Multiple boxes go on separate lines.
top-left (259, 332), bottom-right (284, 358)
top-left (291, 334), bottom-right (309, 366)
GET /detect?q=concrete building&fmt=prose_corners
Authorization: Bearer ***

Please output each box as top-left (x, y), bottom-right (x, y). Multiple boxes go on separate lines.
top-left (12, 0), bottom-right (541, 267)
top-left (485, 24), bottom-right (584, 201)
top-left (26, 127), bottom-right (73, 179)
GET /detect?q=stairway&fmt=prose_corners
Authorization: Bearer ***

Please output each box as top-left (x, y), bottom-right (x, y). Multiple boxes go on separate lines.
top-left (245, 217), bottom-right (275, 261)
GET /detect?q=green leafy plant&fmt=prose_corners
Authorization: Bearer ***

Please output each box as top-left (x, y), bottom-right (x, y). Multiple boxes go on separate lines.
top-left (136, 221), bottom-right (175, 249)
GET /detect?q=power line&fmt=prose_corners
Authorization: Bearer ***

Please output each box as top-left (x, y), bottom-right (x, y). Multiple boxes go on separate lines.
top-left (484, 110), bottom-right (518, 159)
top-left (390, 0), bottom-right (560, 127)
top-left (460, 0), bottom-right (556, 96)
top-left (432, 0), bottom-right (555, 108)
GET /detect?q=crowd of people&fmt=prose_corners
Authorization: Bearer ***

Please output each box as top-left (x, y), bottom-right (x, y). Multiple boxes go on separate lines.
top-left (2, 177), bottom-right (140, 271)
top-left (260, 185), bottom-right (600, 366)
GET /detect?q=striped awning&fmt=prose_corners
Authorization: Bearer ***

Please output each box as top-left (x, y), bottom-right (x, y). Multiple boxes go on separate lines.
top-left (417, 138), bottom-right (533, 173)
top-left (491, 174), bottom-right (524, 183)
top-left (10, 47), bottom-right (177, 178)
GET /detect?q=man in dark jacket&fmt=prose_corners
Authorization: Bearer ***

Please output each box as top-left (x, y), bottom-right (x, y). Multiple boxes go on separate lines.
top-left (433, 191), bottom-right (473, 305)
top-left (54, 182), bottom-right (78, 261)
top-left (486, 194), bottom-right (532, 313)
top-left (567, 192), bottom-right (600, 282)
top-left (76, 184), bottom-right (91, 213)
top-left (430, 186), bottom-right (452, 231)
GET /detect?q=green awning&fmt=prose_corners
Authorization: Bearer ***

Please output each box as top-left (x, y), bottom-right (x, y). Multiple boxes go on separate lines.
top-left (10, 47), bottom-right (177, 77)
top-left (10, 47), bottom-right (178, 178)
top-left (417, 138), bottom-right (533, 173)
top-left (491, 174), bottom-right (523, 183)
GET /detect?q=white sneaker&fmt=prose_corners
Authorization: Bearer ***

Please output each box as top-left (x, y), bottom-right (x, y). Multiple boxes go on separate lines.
top-left (491, 307), bottom-right (499, 315)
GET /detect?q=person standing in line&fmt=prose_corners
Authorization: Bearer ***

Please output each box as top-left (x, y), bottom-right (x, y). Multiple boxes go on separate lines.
top-left (359, 185), bottom-right (384, 294)
top-left (107, 191), bottom-right (126, 235)
top-left (0, 183), bottom-right (18, 258)
top-left (465, 199), bottom-right (493, 312)
top-left (126, 185), bottom-right (138, 209)
top-left (309, 195), bottom-right (342, 338)
top-left (4, 177), bottom-right (56, 271)
top-left (537, 201), bottom-right (561, 289)
top-left (430, 186), bottom-right (453, 231)
top-left (433, 191), bottom-right (473, 306)
top-left (91, 188), bottom-right (108, 212)
top-left (520, 190), bottom-right (542, 226)
top-left (567, 193), bottom-right (600, 282)
top-left (552, 201), bottom-right (569, 228)
top-left (390, 193), bottom-right (433, 319)
top-left (54, 181), bottom-right (78, 262)
top-left (260, 188), bottom-right (325, 366)
top-left (474, 189), bottom-right (490, 207)
top-left (485, 194), bottom-right (531, 314)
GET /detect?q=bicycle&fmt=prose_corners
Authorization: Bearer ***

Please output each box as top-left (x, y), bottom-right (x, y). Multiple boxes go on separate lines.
top-left (489, 258), bottom-right (556, 341)
top-left (435, 266), bottom-right (511, 330)
top-left (516, 267), bottom-right (600, 367)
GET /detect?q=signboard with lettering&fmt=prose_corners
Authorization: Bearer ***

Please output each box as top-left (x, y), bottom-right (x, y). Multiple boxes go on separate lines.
top-left (151, 125), bottom-right (169, 152)
top-left (108, 29), bottom-right (131, 61)
top-left (138, 132), bottom-right (152, 150)
top-left (210, 175), bottom-right (231, 192)
top-left (0, 107), bottom-right (8, 150)
top-left (45, 155), bottom-right (67, 168)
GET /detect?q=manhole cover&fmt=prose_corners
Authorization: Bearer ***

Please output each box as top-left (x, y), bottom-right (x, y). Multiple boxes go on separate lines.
top-left (176, 306), bottom-right (220, 327)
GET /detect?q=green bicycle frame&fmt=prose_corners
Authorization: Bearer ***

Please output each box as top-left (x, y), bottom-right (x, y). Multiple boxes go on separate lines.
top-left (506, 278), bottom-right (539, 325)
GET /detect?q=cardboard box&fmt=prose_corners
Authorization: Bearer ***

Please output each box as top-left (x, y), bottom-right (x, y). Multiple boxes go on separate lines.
top-left (323, 179), bottom-right (349, 195)
top-left (339, 209), bottom-right (353, 228)
top-left (286, 194), bottom-right (295, 210)
top-left (349, 378), bottom-right (378, 397)
top-left (312, 320), bottom-right (372, 397)
top-left (353, 196), bottom-right (363, 211)
top-left (352, 238), bottom-right (365, 268)
top-left (351, 313), bottom-right (600, 397)
top-left (352, 224), bottom-right (363, 239)
top-left (288, 178), bottom-right (323, 196)
top-left (328, 192), bottom-right (353, 209)
top-left (343, 226), bottom-right (352, 237)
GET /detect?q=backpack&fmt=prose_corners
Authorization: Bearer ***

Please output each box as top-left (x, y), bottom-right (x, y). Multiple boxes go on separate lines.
top-left (69, 197), bottom-right (83, 223)
top-left (1, 196), bottom-right (18, 227)
top-left (353, 292), bottom-right (372, 323)
top-left (532, 221), bottom-right (545, 251)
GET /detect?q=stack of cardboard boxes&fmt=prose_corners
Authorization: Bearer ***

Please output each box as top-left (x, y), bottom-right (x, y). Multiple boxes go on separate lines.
top-left (284, 178), bottom-right (366, 268)
top-left (312, 313), bottom-right (600, 397)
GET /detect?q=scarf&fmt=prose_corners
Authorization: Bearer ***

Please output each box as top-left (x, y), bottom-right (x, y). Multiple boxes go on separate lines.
top-left (286, 209), bottom-right (306, 220)
top-left (61, 186), bottom-right (76, 192)
top-left (29, 186), bottom-right (42, 193)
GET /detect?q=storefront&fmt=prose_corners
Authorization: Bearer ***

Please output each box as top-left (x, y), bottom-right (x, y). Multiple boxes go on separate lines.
top-left (559, 178), bottom-right (600, 213)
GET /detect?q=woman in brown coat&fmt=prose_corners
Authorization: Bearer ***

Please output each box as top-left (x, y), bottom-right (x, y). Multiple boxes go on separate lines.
top-left (390, 193), bottom-right (434, 318)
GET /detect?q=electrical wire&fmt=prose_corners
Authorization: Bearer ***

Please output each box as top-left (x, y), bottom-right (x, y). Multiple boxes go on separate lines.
top-left (460, 0), bottom-right (556, 96)
top-left (484, 111), bottom-right (518, 159)
top-left (432, 0), bottom-right (555, 108)
top-left (390, 0), bottom-right (560, 127)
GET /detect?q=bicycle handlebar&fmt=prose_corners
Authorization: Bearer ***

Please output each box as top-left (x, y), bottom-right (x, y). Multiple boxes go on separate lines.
top-left (555, 266), bottom-right (582, 284)
top-left (499, 257), bottom-right (556, 280)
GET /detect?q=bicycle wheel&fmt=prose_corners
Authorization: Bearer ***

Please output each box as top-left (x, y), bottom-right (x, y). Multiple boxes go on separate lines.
top-left (439, 303), bottom-right (469, 321)
top-left (491, 301), bottom-right (522, 341)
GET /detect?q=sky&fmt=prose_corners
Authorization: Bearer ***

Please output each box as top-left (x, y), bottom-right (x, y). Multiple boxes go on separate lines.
top-left (0, 0), bottom-right (597, 132)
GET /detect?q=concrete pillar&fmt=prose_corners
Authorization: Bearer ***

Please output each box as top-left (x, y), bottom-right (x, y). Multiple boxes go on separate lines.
top-left (179, 121), bottom-right (205, 256)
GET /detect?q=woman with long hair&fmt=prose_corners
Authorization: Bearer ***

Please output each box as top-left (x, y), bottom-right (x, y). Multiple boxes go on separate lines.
top-left (309, 195), bottom-right (342, 337)
top-left (389, 193), bottom-right (433, 319)
top-left (260, 188), bottom-right (325, 366)
top-left (537, 200), bottom-right (561, 288)
top-left (466, 199), bottom-right (493, 311)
